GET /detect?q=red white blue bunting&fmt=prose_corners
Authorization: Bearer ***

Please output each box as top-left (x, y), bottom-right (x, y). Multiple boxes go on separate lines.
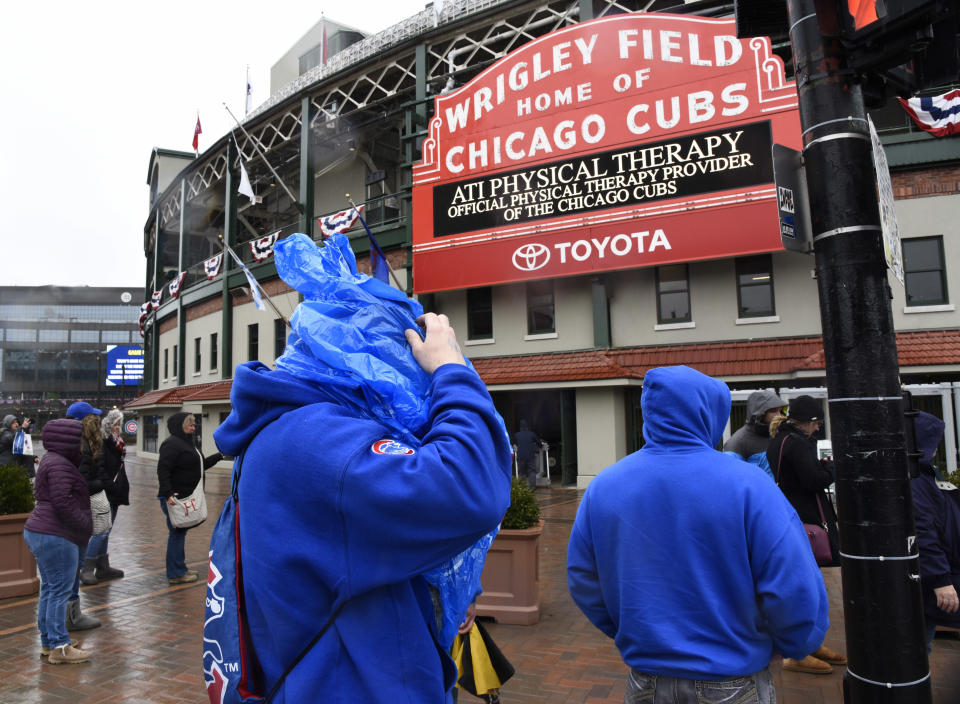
top-left (250, 232), bottom-right (279, 261)
top-left (898, 89), bottom-right (960, 138)
top-left (204, 253), bottom-right (223, 279)
top-left (168, 272), bottom-right (187, 298)
top-left (318, 205), bottom-right (364, 237)
top-left (151, 290), bottom-right (163, 310)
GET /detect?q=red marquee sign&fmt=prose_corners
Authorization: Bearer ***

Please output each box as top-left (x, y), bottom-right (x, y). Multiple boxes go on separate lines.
top-left (412, 13), bottom-right (801, 293)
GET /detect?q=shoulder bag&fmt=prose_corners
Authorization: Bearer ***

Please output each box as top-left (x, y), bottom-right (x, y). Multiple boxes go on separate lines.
top-left (90, 489), bottom-right (113, 535)
top-left (775, 434), bottom-right (833, 566)
top-left (168, 451), bottom-right (208, 529)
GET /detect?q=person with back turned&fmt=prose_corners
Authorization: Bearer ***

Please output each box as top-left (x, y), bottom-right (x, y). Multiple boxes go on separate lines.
top-left (568, 365), bottom-right (829, 703)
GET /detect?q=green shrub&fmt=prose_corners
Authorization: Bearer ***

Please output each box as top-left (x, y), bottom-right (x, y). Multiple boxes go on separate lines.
top-left (946, 467), bottom-right (960, 489)
top-left (0, 463), bottom-right (35, 515)
top-left (501, 477), bottom-right (541, 530)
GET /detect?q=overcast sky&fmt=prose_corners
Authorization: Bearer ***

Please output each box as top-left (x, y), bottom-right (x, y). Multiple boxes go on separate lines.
top-left (0, 0), bottom-right (430, 290)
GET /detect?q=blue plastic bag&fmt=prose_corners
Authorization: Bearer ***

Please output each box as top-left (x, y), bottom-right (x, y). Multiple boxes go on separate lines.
top-left (272, 232), bottom-right (504, 648)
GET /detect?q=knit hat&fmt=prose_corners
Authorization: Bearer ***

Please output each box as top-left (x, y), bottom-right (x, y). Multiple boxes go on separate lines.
top-left (1, 415), bottom-right (16, 429)
top-left (788, 395), bottom-right (824, 422)
top-left (66, 401), bottom-right (102, 419)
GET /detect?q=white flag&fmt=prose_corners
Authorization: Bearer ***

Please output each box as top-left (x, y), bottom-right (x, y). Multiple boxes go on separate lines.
top-left (238, 160), bottom-right (256, 203)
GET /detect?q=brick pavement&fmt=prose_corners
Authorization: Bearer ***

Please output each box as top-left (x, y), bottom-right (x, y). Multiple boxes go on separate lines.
top-left (1, 453), bottom-right (957, 703)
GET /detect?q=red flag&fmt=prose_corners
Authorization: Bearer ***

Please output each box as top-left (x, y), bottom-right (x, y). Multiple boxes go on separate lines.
top-left (192, 116), bottom-right (202, 151)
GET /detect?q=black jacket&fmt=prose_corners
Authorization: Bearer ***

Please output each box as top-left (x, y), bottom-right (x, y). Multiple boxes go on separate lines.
top-left (911, 411), bottom-right (960, 628)
top-left (157, 412), bottom-right (221, 499)
top-left (78, 439), bottom-right (111, 496)
top-left (768, 422), bottom-right (840, 566)
top-left (102, 436), bottom-right (130, 506)
top-left (0, 428), bottom-right (15, 467)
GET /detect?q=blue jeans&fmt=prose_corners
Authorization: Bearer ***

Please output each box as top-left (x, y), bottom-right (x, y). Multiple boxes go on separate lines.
top-left (625, 667), bottom-right (775, 704)
top-left (160, 500), bottom-right (188, 579)
top-left (23, 530), bottom-right (79, 648)
top-left (86, 504), bottom-right (119, 558)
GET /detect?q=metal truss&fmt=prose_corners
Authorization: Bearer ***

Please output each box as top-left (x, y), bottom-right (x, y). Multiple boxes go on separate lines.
top-left (152, 0), bottom-right (718, 233)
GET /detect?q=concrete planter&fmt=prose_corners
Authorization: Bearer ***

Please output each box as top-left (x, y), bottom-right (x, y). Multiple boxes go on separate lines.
top-left (476, 520), bottom-right (543, 625)
top-left (0, 513), bottom-right (39, 598)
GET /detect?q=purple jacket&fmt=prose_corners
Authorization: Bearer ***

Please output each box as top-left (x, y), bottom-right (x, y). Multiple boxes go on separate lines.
top-left (24, 419), bottom-right (92, 547)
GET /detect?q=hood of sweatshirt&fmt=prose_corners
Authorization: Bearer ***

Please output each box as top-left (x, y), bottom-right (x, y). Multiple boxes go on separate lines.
top-left (42, 418), bottom-right (83, 466)
top-left (914, 410), bottom-right (945, 469)
top-left (641, 365), bottom-right (731, 451)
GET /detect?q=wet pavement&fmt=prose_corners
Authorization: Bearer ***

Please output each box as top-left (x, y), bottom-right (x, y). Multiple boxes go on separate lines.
top-left (1, 452), bottom-right (957, 703)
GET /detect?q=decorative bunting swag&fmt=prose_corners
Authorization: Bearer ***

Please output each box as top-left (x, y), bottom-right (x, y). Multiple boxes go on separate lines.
top-left (250, 232), bottom-right (279, 261)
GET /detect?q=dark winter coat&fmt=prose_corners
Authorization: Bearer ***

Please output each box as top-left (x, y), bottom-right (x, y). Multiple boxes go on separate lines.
top-left (0, 427), bottom-right (15, 467)
top-left (102, 436), bottom-right (130, 506)
top-left (911, 411), bottom-right (960, 629)
top-left (156, 412), bottom-right (221, 500)
top-left (78, 439), bottom-right (110, 496)
top-left (23, 419), bottom-right (92, 548)
top-left (767, 421), bottom-right (840, 566)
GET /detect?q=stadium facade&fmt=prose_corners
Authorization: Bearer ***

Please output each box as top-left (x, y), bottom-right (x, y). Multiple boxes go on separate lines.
top-left (128, 0), bottom-right (960, 486)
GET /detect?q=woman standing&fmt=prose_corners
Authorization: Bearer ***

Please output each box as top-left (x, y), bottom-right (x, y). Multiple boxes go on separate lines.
top-left (0, 414), bottom-right (19, 466)
top-left (81, 410), bottom-right (128, 583)
top-left (156, 412), bottom-right (222, 584)
top-left (767, 395), bottom-right (846, 675)
top-left (22, 418), bottom-right (93, 664)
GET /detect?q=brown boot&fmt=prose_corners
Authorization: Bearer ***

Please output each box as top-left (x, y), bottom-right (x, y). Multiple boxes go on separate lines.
top-left (47, 643), bottom-right (91, 664)
top-left (782, 655), bottom-right (833, 674)
top-left (813, 644), bottom-right (847, 665)
top-left (40, 640), bottom-right (79, 658)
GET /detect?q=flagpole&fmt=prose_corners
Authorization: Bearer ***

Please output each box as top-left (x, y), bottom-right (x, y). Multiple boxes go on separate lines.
top-left (223, 240), bottom-right (290, 325)
top-left (223, 102), bottom-right (299, 206)
top-left (347, 197), bottom-right (404, 291)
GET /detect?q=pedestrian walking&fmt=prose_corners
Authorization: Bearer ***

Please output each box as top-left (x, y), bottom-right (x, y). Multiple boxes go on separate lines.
top-left (156, 411), bottom-right (222, 584)
top-left (767, 394), bottom-right (846, 674)
top-left (22, 418), bottom-right (93, 664)
top-left (568, 366), bottom-right (829, 703)
top-left (513, 419), bottom-right (542, 490)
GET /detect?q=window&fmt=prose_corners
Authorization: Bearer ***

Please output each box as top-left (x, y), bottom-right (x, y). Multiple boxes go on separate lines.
top-left (274, 319), bottom-right (287, 359)
top-left (210, 333), bottom-right (218, 371)
top-left (102, 330), bottom-right (130, 343)
top-left (656, 264), bottom-right (691, 323)
top-left (38, 351), bottom-right (67, 383)
top-left (143, 415), bottom-right (160, 453)
top-left (172, 344), bottom-right (178, 377)
top-left (526, 280), bottom-right (555, 335)
top-left (903, 236), bottom-right (948, 306)
top-left (736, 255), bottom-right (775, 318)
top-left (6, 328), bottom-right (37, 342)
top-left (4, 350), bottom-right (36, 383)
top-left (163, 348), bottom-right (169, 379)
top-left (248, 323), bottom-right (259, 362)
top-left (194, 337), bottom-right (202, 374)
top-left (38, 329), bottom-right (69, 342)
top-left (467, 287), bottom-right (493, 340)
top-left (71, 330), bottom-right (99, 343)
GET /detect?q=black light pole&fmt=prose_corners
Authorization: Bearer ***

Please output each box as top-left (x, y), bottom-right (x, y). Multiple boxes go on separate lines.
top-left (785, 1), bottom-right (930, 702)
top-left (121, 364), bottom-right (126, 406)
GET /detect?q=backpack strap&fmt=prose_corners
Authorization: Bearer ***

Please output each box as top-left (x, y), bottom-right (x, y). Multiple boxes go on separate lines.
top-left (231, 442), bottom-right (347, 703)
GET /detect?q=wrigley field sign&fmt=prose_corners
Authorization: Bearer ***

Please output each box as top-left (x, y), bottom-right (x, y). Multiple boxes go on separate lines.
top-left (411, 13), bottom-right (802, 292)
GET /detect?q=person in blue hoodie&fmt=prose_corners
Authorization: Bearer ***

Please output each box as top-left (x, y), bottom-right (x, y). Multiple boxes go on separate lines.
top-left (910, 411), bottom-right (960, 650)
top-left (213, 233), bottom-right (512, 704)
top-left (567, 365), bottom-right (829, 703)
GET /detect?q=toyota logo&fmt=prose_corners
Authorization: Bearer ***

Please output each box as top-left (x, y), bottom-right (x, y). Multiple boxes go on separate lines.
top-left (512, 243), bottom-right (550, 271)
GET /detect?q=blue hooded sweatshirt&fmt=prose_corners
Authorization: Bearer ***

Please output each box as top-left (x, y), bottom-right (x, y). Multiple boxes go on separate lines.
top-left (567, 365), bottom-right (828, 679)
top-left (213, 236), bottom-right (512, 703)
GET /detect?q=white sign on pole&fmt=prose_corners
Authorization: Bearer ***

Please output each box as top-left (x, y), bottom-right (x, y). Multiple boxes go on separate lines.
top-left (868, 116), bottom-right (904, 286)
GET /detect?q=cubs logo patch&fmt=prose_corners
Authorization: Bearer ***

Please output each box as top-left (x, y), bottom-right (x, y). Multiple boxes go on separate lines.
top-left (372, 439), bottom-right (416, 456)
